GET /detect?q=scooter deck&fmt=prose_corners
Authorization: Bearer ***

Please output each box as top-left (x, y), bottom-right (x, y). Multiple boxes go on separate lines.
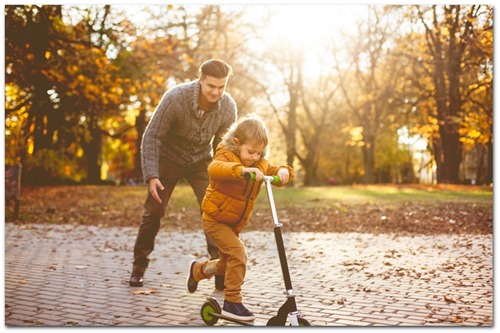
top-left (209, 312), bottom-right (263, 326)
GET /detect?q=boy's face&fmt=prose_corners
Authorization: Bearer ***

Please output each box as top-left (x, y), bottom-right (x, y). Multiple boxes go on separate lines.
top-left (199, 75), bottom-right (229, 106)
top-left (235, 139), bottom-right (266, 167)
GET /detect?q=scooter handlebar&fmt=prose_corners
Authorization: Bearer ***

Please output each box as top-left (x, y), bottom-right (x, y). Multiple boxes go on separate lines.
top-left (244, 172), bottom-right (280, 183)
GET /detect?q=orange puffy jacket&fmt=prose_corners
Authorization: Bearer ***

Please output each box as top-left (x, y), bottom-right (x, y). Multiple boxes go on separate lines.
top-left (202, 146), bottom-right (294, 233)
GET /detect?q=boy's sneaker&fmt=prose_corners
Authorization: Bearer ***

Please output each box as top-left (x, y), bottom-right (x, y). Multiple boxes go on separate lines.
top-left (222, 300), bottom-right (255, 321)
top-left (186, 260), bottom-right (198, 293)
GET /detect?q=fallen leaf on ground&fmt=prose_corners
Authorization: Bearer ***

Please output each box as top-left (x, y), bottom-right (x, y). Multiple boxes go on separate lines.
top-left (130, 288), bottom-right (157, 295)
top-left (450, 316), bottom-right (464, 323)
top-left (443, 295), bottom-right (456, 303)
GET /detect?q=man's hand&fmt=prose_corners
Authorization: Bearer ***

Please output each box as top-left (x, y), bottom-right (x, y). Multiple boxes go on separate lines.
top-left (148, 178), bottom-right (165, 204)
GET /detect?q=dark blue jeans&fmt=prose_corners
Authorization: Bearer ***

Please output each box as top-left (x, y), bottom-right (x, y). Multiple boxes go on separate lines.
top-left (132, 158), bottom-right (219, 274)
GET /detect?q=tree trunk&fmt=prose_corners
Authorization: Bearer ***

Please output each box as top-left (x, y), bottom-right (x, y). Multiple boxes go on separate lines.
top-left (29, 7), bottom-right (55, 155)
top-left (286, 104), bottom-right (296, 170)
top-left (485, 139), bottom-right (493, 185)
top-left (425, 5), bottom-right (465, 184)
top-left (83, 121), bottom-right (103, 184)
top-left (286, 71), bottom-right (299, 170)
top-left (134, 109), bottom-right (148, 182)
top-left (432, 136), bottom-right (443, 183)
top-left (475, 144), bottom-right (485, 185)
top-left (438, 127), bottom-right (462, 183)
top-left (362, 146), bottom-right (375, 184)
top-left (362, 131), bottom-right (376, 184)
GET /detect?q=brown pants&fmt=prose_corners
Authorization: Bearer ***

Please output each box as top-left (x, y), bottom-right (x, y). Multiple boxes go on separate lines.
top-left (193, 219), bottom-right (247, 303)
top-left (132, 158), bottom-right (219, 273)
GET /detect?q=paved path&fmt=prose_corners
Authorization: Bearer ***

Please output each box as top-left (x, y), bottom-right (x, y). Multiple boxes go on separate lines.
top-left (4, 222), bottom-right (493, 328)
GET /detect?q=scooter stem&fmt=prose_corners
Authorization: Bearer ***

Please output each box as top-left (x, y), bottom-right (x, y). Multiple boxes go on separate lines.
top-left (263, 178), bottom-right (282, 228)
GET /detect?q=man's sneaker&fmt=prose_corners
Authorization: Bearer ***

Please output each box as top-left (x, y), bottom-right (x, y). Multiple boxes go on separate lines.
top-left (222, 300), bottom-right (255, 321)
top-left (129, 271), bottom-right (144, 287)
top-left (215, 275), bottom-right (225, 291)
top-left (186, 260), bottom-right (198, 293)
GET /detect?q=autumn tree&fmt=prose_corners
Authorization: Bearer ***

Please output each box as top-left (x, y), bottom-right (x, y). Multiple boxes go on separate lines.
top-left (333, 6), bottom-right (405, 184)
top-left (5, 5), bottom-right (136, 184)
top-left (60, 5), bottom-right (133, 184)
top-left (458, 6), bottom-right (493, 184)
top-left (5, 5), bottom-right (71, 183)
top-left (113, 6), bottom-right (182, 182)
top-left (407, 5), bottom-right (492, 184)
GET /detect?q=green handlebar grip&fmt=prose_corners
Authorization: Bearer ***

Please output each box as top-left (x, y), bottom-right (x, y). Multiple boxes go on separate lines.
top-left (244, 173), bottom-right (255, 181)
top-left (244, 173), bottom-right (280, 183)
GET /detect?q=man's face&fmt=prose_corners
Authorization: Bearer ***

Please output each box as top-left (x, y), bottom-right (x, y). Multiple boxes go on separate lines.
top-left (199, 75), bottom-right (229, 105)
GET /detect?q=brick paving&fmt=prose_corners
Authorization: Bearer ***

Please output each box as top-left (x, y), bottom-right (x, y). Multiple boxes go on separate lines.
top-left (3, 222), bottom-right (493, 327)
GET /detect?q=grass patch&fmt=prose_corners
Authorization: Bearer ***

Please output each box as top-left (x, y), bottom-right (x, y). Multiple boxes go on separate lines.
top-left (254, 184), bottom-right (493, 209)
top-left (95, 183), bottom-right (493, 210)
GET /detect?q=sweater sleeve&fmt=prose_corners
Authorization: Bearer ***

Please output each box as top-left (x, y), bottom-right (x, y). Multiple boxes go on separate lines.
top-left (212, 95), bottom-right (237, 154)
top-left (141, 90), bottom-right (177, 183)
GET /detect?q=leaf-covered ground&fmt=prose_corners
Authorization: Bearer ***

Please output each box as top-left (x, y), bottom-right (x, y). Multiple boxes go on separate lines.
top-left (6, 185), bottom-right (492, 236)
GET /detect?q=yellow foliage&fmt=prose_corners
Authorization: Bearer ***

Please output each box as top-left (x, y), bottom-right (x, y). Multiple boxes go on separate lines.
top-left (460, 137), bottom-right (475, 146)
top-left (427, 116), bottom-right (438, 125)
top-left (182, 53), bottom-right (194, 64)
top-left (95, 57), bottom-right (103, 68)
top-left (468, 129), bottom-right (481, 139)
top-left (349, 127), bottom-right (364, 142)
top-left (156, 76), bottom-right (165, 85)
top-left (125, 107), bottom-right (138, 124)
top-left (64, 164), bottom-right (72, 177)
top-left (111, 139), bottom-right (122, 150)
top-left (27, 138), bottom-right (34, 155)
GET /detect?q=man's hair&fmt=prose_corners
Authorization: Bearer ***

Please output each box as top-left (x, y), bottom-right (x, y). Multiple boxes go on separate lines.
top-left (199, 59), bottom-right (233, 79)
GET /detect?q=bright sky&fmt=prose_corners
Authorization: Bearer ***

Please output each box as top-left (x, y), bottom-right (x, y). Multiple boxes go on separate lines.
top-left (262, 5), bottom-right (363, 42)
top-left (116, 3), bottom-right (365, 80)
top-left (255, 4), bottom-right (365, 78)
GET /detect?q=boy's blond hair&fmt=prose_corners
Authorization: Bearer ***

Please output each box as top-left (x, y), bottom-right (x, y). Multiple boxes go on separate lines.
top-left (221, 114), bottom-right (270, 159)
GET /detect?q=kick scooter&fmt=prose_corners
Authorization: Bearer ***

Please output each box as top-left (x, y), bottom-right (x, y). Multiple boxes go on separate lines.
top-left (200, 174), bottom-right (311, 326)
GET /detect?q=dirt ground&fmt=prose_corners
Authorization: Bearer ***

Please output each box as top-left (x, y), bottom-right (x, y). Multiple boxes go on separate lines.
top-left (5, 185), bottom-right (492, 236)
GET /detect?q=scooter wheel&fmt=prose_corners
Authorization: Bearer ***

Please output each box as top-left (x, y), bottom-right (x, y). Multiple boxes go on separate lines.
top-left (296, 317), bottom-right (311, 326)
top-left (201, 300), bottom-right (220, 326)
top-left (267, 316), bottom-right (286, 326)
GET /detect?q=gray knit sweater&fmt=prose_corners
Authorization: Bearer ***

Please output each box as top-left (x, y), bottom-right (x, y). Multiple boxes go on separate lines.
top-left (141, 80), bottom-right (237, 182)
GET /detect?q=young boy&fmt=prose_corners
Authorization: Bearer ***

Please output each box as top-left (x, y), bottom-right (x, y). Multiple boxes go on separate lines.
top-left (186, 114), bottom-right (293, 321)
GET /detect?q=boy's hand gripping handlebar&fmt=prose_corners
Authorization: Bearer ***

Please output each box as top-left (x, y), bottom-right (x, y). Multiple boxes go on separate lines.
top-left (244, 172), bottom-right (280, 183)
top-left (244, 172), bottom-right (282, 227)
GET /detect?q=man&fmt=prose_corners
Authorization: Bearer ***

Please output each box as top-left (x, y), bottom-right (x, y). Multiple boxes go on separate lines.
top-left (129, 59), bottom-right (237, 291)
